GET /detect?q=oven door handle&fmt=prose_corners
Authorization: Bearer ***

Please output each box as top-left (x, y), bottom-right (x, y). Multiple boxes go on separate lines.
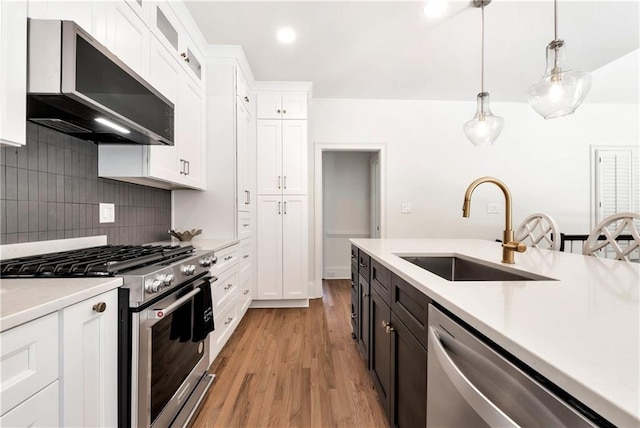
top-left (151, 288), bottom-right (202, 319)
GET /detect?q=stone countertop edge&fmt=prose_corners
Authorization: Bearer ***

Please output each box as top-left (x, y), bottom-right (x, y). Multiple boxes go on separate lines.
top-left (350, 238), bottom-right (640, 428)
top-left (147, 238), bottom-right (238, 252)
top-left (0, 277), bottom-right (123, 333)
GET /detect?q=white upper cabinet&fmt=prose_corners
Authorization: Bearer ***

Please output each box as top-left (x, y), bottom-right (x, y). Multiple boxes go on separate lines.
top-left (237, 100), bottom-right (253, 211)
top-left (104, 1), bottom-right (149, 78)
top-left (236, 69), bottom-right (251, 110)
top-left (257, 92), bottom-right (307, 119)
top-left (27, 1), bottom-right (105, 43)
top-left (0, 0), bottom-right (27, 147)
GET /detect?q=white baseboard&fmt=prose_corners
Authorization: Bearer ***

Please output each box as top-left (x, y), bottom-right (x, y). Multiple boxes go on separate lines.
top-left (250, 299), bottom-right (309, 308)
top-left (323, 266), bottom-right (350, 279)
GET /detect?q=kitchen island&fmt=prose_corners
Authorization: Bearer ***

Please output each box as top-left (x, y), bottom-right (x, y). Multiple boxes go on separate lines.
top-left (351, 238), bottom-right (639, 427)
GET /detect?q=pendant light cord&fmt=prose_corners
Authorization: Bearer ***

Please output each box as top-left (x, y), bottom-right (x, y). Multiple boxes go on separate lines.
top-left (481, 1), bottom-right (485, 93)
top-left (554, 0), bottom-right (558, 40)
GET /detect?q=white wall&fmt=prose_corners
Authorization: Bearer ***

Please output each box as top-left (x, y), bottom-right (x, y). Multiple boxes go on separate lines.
top-left (322, 151), bottom-right (371, 278)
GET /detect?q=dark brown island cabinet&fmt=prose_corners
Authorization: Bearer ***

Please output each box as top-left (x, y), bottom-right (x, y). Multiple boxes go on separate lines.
top-left (350, 245), bottom-right (431, 428)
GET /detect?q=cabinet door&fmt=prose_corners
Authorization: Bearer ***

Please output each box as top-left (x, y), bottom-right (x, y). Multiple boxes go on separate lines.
top-left (370, 290), bottom-right (391, 420)
top-left (256, 92), bottom-right (282, 119)
top-left (358, 275), bottom-right (370, 366)
top-left (256, 120), bottom-right (282, 194)
top-left (281, 120), bottom-right (307, 195)
top-left (281, 92), bottom-right (308, 119)
top-left (0, 0), bottom-right (27, 147)
top-left (257, 196), bottom-right (283, 299)
top-left (282, 196), bottom-right (308, 299)
top-left (61, 290), bottom-right (118, 428)
top-left (105, 1), bottom-right (149, 78)
top-left (391, 313), bottom-right (427, 428)
top-left (0, 381), bottom-right (59, 427)
top-left (147, 35), bottom-right (180, 183)
top-left (177, 76), bottom-right (205, 189)
top-left (237, 100), bottom-right (251, 211)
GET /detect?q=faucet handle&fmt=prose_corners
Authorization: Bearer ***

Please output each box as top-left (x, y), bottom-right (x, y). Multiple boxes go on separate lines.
top-left (504, 241), bottom-right (527, 253)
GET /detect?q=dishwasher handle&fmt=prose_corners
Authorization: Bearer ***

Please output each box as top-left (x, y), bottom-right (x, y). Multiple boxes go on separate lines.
top-left (429, 326), bottom-right (519, 428)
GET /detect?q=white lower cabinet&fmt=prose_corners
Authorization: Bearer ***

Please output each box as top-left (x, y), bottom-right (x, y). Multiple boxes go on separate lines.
top-left (0, 289), bottom-right (118, 427)
top-left (61, 290), bottom-right (118, 427)
top-left (209, 299), bottom-right (239, 366)
top-left (257, 195), bottom-right (308, 300)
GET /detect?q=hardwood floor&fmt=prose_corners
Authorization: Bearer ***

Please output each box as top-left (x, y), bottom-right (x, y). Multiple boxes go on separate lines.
top-left (191, 279), bottom-right (388, 428)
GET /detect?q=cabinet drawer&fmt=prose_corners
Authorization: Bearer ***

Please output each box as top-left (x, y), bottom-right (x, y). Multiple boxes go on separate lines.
top-left (238, 275), bottom-right (252, 315)
top-left (391, 274), bottom-right (431, 349)
top-left (212, 267), bottom-right (238, 314)
top-left (238, 240), bottom-right (251, 282)
top-left (211, 245), bottom-right (238, 275)
top-left (0, 312), bottom-right (59, 415)
top-left (238, 212), bottom-right (252, 240)
top-left (0, 380), bottom-right (58, 425)
top-left (358, 252), bottom-right (371, 281)
top-left (209, 300), bottom-right (239, 363)
top-left (351, 245), bottom-right (358, 268)
top-left (371, 259), bottom-right (391, 305)
top-left (350, 265), bottom-right (358, 293)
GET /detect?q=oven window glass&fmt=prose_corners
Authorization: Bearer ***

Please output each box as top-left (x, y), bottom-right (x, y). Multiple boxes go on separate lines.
top-left (150, 301), bottom-right (203, 424)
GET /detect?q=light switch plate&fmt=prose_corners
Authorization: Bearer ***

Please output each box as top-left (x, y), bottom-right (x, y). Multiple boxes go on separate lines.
top-left (401, 203), bottom-right (412, 214)
top-left (487, 203), bottom-right (499, 214)
top-left (99, 203), bottom-right (115, 223)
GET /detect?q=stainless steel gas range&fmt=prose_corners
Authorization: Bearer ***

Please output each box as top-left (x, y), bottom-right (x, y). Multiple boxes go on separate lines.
top-left (0, 244), bottom-right (217, 428)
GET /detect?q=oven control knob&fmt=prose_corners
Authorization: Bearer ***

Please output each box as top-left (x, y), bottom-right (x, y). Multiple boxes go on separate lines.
top-left (181, 264), bottom-right (196, 276)
top-left (199, 256), bottom-right (213, 267)
top-left (145, 278), bottom-right (163, 293)
top-left (159, 274), bottom-right (175, 286)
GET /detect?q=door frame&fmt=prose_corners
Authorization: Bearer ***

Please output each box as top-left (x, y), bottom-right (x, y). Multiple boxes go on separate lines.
top-left (313, 142), bottom-right (386, 299)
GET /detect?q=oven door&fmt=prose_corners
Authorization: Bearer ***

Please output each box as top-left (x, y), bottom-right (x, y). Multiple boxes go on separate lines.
top-left (133, 275), bottom-right (211, 428)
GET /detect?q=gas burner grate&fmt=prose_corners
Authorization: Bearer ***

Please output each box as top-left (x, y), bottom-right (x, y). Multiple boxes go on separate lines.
top-left (0, 244), bottom-right (195, 278)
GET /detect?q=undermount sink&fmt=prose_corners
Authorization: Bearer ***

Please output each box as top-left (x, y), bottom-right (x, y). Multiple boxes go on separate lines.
top-left (400, 255), bottom-right (555, 282)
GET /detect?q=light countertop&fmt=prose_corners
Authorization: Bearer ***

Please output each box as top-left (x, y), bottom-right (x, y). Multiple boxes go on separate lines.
top-left (0, 277), bottom-right (123, 332)
top-left (351, 238), bottom-right (639, 427)
top-left (147, 238), bottom-right (238, 252)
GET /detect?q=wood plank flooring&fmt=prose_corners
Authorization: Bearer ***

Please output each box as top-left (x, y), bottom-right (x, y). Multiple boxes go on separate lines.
top-left (191, 279), bottom-right (388, 428)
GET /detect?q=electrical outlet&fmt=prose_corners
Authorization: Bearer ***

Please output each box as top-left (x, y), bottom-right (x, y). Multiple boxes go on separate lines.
top-left (487, 203), bottom-right (499, 214)
top-left (401, 203), bottom-right (412, 214)
top-left (99, 203), bottom-right (115, 223)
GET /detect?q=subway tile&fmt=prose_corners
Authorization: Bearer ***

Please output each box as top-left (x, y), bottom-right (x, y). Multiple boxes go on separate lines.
top-left (71, 150), bottom-right (79, 177)
top-left (91, 180), bottom-right (99, 204)
top-left (47, 202), bottom-right (56, 231)
top-left (5, 200), bottom-right (17, 233)
top-left (19, 233), bottom-right (30, 243)
top-left (56, 230), bottom-right (64, 239)
top-left (87, 154), bottom-right (95, 178)
top-left (72, 177), bottom-right (80, 203)
top-left (27, 139), bottom-right (38, 170)
top-left (64, 176), bottom-right (73, 203)
top-left (0, 203), bottom-right (4, 234)
top-left (27, 122), bottom-right (38, 142)
top-left (28, 170), bottom-right (38, 201)
top-left (64, 148), bottom-right (73, 176)
top-left (78, 151), bottom-right (86, 179)
top-left (65, 229), bottom-right (74, 239)
top-left (56, 175), bottom-right (64, 202)
top-left (38, 202), bottom-right (48, 232)
top-left (38, 172), bottom-right (48, 201)
top-left (17, 201), bottom-right (28, 233)
top-left (0, 147), bottom-right (4, 166)
top-left (28, 232), bottom-right (38, 241)
top-left (65, 204), bottom-right (72, 230)
top-left (56, 147), bottom-right (65, 175)
top-left (56, 203), bottom-right (65, 230)
top-left (4, 147), bottom-right (17, 167)
top-left (79, 204), bottom-right (87, 229)
top-left (72, 203), bottom-right (80, 229)
top-left (38, 141), bottom-right (47, 171)
top-left (17, 145), bottom-right (28, 169)
top-left (47, 231), bottom-right (57, 240)
top-left (87, 204), bottom-right (95, 228)
top-left (78, 178), bottom-right (87, 203)
top-left (0, 165), bottom-right (5, 200)
top-left (28, 201), bottom-right (38, 231)
top-left (4, 233), bottom-right (17, 244)
top-left (5, 166), bottom-right (17, 200)
top-left (47, 143), bottom-right (57, 173)
top-left (47, 173), bottom-right (56, 202)
top-left (16, 168), bottom-right (28, 201)
top-left (38, 232), bottom-right (49, 241)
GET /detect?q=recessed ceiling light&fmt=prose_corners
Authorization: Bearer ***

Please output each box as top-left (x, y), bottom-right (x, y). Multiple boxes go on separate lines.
top-left (277, 27), bottom-right (296, 44)
top-left (422, 0), bottom-right (448, 18)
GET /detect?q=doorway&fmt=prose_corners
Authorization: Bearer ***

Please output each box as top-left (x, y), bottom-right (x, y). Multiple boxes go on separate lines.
top-left (313, 143), bottom-right (385, 298)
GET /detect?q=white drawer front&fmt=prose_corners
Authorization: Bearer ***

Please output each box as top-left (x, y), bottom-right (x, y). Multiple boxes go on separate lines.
top-left (209, 301), bottom-right (239, 364)
top-left (210, 245), bottom-right (238, 276)
top-left (239, 275), bottom-right (252, 316)
top-left (0, 380), bottom-right (59, 425)
top-left (212, 267), bottom-right (238, 314)
top-left (238, 212), bottom-right (251, 240)
top-left (0, 313), bottom-right (59, 415)
top-left (239, 240), bottom-right (251, 283)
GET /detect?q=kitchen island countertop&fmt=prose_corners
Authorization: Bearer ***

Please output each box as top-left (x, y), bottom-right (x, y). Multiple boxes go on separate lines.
top-left (351, 238), bottom-right (639, 427)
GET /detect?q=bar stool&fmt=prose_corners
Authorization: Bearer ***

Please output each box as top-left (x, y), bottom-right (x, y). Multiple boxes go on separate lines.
top-left (583, 212), bottom-right (640, 262)
top-left (515, 213), bottom-right (561, 251)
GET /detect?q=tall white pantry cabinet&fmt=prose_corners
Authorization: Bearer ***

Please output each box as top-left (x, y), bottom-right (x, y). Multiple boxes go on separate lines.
top-left (255, 92), bottom-right (309, 303)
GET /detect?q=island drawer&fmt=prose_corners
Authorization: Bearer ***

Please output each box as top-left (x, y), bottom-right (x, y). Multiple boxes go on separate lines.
top-left (371, 259), bottom-right (391, 304)
top-left (351, 245), bottom-right (358, 268)
top-left (358, 251), bottom-right (371, 280)
top-left (391, 274), bottom-right (431, 349)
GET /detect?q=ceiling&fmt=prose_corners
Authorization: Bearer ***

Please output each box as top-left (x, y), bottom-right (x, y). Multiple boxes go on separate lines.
top-left (184, 1), bottom-right (639, 102)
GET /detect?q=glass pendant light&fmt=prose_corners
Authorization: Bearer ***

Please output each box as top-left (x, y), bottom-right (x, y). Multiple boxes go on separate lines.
top-left (527, 0), bottom-right (591, 119)
top-left (464, 0), bottom-right (504, 147)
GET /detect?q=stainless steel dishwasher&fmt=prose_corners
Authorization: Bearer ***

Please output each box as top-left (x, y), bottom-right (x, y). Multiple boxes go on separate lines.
top-left (427, 305), bottom-right (598, 427)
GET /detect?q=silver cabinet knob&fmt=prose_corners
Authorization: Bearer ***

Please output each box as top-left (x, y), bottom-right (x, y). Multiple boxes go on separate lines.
top-left (93, 302), bottom-right (107, 313)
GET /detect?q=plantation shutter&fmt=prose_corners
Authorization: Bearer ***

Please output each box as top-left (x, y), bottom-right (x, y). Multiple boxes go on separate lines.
top-left (595, 148), bottom-right (639, 223)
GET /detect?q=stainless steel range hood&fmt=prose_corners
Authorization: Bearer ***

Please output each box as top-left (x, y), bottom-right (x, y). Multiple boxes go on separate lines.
top-left (27, 19), bottom-right (174, 146)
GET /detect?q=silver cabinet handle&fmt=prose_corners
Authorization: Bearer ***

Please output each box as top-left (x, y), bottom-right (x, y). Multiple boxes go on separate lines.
top-left (245, 190), bottom-right (250, 205)
top-left (185, 160), bottom-right (190, 175)
top-left (351, 313), bottom-right (357, 319)
top-left (244, 96), bottom-right (249, 103)
top-left (362, 292), bottom-right (369, 298)
top-left (283, 176), bottom-right (287, 189)
top-left (224, 284), bottom-right (232, 290)
top-left (243, 223), bottom-right (249, 227)
top-left (152, 288), bottom-right (201, 319)
top-left (243, 289), bottom-right (250, 295)
top-left (224, 317), bottom-right (233, 325)
top-left (179, 159), bottom-right (185, 175)
top-left (210, 275), bottom-right (219, 282)
top-left (278, 176), bottom-right (281, 189)
top-left (224, 255), bottom-right (233, 261)
top-left (278, 201), bottom-right (281, 214)
top-left (428, 327), bottom-right (519, 427)
top-left (243, 254), bottom-right (249, 259)
top-left (284, 201), bottom-right (287, 214)
top-left (350, 280), bottom-right (356, 287)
